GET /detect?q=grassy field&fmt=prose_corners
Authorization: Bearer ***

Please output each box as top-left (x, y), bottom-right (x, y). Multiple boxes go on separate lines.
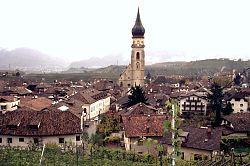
top-left (22, 72), bottom-right (119, 83)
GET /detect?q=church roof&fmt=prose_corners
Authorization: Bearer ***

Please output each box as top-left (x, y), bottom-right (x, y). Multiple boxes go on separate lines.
top-left (132, 8), bottom-right (145, 38)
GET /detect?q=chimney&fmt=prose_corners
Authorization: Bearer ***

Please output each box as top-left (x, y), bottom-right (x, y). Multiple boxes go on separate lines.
top-left (207, 126), bottom-right (212, 139)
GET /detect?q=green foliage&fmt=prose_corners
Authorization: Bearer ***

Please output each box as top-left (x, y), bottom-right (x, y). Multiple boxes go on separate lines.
top-left (0, 147), bottom-right (224, 166)
top-left (104, 136), bottom-right (120, 144)
top-left (222, 102), bottom-right (234, 115)
top-left (82, 130), bottom-right (89, 142)
top-left (164, 99), bottom-right (183, 165)
top-left (212, 75), bottom-right (232, 88)
top-left (234, 73), bottom-right (243, 86)
top-left (208, 82), bottom-right (223, 127)
top-left (97, 114), bottom-right (122, 134)
top-left (126, 85), bottom-right (148, 107)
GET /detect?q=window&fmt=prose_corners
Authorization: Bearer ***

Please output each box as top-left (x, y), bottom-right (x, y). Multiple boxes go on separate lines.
top-left (7, 138), bottom-right (12, 143)
top-left (83, 108), bottom-right (87, 114)
top-left (34, 138), bottom-right (39, 144)
top-left (127, 84), bottom-right (131, 87)
top-left (30, 125), bottom-right (39, 130)
top-left (136, 52), bottom-right (140, 60)
top-left (136, 62), bottom-right (140, 69)
top-left (120, 82), bottom-right (123, 87)
top-left (8, 125), bottom-right (17, 130)
top-left (59, 138), bottom-right (65, 144)
top-left (0, 138), bottom-right (2, 143)
top-left (240, 104), bottom-right (243, 107)
top-left (76, 135), bottom-right (81, 141)
top-left (19, 138), bottom-right (24, 142)
top-left (194, 154), bottom-right (203, 160)
top-left (1, 105), bottom-right (7, 110)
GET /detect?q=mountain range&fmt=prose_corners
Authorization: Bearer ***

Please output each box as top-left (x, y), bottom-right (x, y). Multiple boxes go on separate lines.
top-left (0, 47), bottom-right (249, 76)
top-left (0, 48), bottom-right (66, 72)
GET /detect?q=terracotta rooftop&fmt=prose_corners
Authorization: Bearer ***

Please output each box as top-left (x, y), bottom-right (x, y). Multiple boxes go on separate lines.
top-left (180, 127), bottom-right (222, 151)
top-left (0, 108), bottom-right (81, 136)
top-left (70, 88), bottom-right (108, 104)
top-left (19, 96), bottom-right (53, 111)
top-left (122, 115), bottom-right (167, 137)
top-left (51, 99), bottom-right (85, 118)
top-left (120, 102), bottom-right (158, 116)
top-left (222, 112), bottom-right (250, 133)
top-left (0, 96), bottom-right (19, 102)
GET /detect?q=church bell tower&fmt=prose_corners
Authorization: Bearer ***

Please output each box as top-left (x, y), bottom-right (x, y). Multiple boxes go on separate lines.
top-left (118, 7), bottom-right (145, 90)
top-left (131, 7), bottom-right (145, 87)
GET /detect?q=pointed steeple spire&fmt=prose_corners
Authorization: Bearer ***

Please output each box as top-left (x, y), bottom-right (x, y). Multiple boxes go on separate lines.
top-left (132, 7), bottom-right (145, 38)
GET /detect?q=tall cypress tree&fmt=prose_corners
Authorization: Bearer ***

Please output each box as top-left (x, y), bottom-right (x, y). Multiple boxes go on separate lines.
top-left (208, 82), bottom-right (224, 127)
top-left (126, 85), bottom-right (148, 107)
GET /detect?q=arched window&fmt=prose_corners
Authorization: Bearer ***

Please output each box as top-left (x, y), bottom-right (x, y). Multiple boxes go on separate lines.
top-left (136, 52), bottom-right (140, 60)
top-left (136, 62), bottom-right (140, 69)
top-left (120, 82), bottom-right (123, 87)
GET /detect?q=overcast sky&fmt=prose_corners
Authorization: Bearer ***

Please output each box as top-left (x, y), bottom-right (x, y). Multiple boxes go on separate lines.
top-left (1, 0), bottom-right (250, 63)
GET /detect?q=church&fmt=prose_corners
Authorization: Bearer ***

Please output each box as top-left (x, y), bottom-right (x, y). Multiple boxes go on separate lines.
top-left (118, 8), bottom-right (145, 91)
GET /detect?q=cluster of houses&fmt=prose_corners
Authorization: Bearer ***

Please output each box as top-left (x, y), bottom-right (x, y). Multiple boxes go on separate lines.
top-left (0, 75), bottom-right (249, 161)
top-left (0, 79), bottom-right (115, 148)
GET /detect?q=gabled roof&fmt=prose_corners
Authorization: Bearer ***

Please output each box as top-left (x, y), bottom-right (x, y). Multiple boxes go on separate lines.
top-left (0, 108), bottom-right (81, 136)
top-left (121, 102), bottom-right (158, 116)
top-left (166, 127), bottom-right (222, 151)
top-left (19, 96), bottom-right (52, 111)
top-left (122, 115), bottom-right (167, 137)
top-left (222, 113), bottom-right (250, 133)
top-left (70, 88), bottom-right (108, 104)
top-left (0, 96), bottom-right (19, 102)
top-left (181, 127), bottom-right (221, 151)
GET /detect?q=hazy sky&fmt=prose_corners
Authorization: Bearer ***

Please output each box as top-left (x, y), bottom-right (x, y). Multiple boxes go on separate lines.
top-left (1, 0), bottom-right (250, 63)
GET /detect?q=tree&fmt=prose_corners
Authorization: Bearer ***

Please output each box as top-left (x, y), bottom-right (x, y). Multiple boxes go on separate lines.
top-left (233, 73), bottom-right (242, 86)
top-left (15, 71), bottom-right (21, 77)
top-left (178, 79), bottom-right (186, 87)
top-left (126, 85), bottom-right (148, 107)
top-left (222, 102), bottom-right (234, 115)
top-left (82, 131), bottom-right (104, 158)
top-left (208, 82), bottom-right (223, 127)
top-left (97, 115), bottom-right (122, 134)
top-left (145, 71), bottom-right (152, 84)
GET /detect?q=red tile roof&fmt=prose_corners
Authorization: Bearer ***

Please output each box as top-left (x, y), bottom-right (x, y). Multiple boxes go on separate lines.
top-left (120, 102), bottom-right (158, 116)
top-left (122, 115), bottom-right (167, 137)
top-left (0, 108), bottom-right (81, 136)
top-left (222, 113), bottom-right (250, 133)
top-left (19, 96), bottom-right (53, 111)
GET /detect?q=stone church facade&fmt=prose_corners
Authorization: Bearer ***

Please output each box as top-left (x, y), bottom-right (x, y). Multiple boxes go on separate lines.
top-left (118, 8), bottom-right (145, 91)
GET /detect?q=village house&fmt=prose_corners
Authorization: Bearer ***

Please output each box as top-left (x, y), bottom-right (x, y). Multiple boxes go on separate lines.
top-left (179, 92), bottom-right (208, 116)
top-left (0, 96), bottom-right (20, 112)
top-left (0, 108), bottom-right (82, 147)
top-left (70, 88), bottom-right (110, 120)
top-left (166, 127), bottom-right (222, 161)
top-left (221, 112), bottom-right (250, 138)
top-left (227, 92), bottom-right (249, 113)
top-left (122, 115), bottom-right (167, 156)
